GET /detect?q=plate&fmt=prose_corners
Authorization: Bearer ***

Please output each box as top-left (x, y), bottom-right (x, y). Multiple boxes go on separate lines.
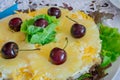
top-left (110, 0), bottom-right (120, 9)
top-left (105, 57), bottom-right (120, 80)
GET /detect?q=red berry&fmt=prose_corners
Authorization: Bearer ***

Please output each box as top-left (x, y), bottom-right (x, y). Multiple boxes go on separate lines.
top-left (34, 18), bottom-right (48, 28)
top-left (48, 7), bottom-right (61, 18)
top-left (71, 23), bottom-right (86, 38)
top-left (1, 42), bottom-right (19, 59)
top-left (9, 17), bottom-right (22, 32)
top-left (50, 47), bottom-right (67, 65)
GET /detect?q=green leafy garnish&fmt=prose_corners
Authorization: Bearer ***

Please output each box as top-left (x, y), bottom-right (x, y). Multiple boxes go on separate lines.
top-left (78, 73), bottom-right (91, 80)
top-left (99, 24), bottom-right (120, 67)
top-left (78, 24), bottom-right (120, 79)
top-left (21, 14), bottom-right (59, 45)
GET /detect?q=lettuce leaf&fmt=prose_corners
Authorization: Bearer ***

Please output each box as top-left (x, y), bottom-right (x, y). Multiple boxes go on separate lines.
top-left (30, 24), bottom-right (56, 45)
top-left (99, 24), bottom-right (120, 67)
top-left (20, 14), bottom-right (59, 45)
top-left (78, 24), bottom-right (120, 79)
top-left (78, 73), bottom-right (91, 80)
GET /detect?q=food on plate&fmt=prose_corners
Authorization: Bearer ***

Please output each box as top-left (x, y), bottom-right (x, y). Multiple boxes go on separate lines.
top-left (9, 17), bottom-right (23, 32)
top-left (47, 7), bottom-right (61, 18)
top-left (1, 42), bottom-right (19, 59)
top-left (0, 7), bottom-right (120, 80)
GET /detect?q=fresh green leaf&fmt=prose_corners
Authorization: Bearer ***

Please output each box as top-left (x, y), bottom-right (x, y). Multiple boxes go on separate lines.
top-left (30, 23), bottom-right (56, 45)
top-left (21, 19), bottom-right (35, 33)
top-left (20, 14), bottom-right (59, 45)
top-left (78, 73), bottom-right (91, 80)
top-left (27, 25), bottom-right (43, 34)
top-left (99, 24), bottom-right (120, 67)
top-left (100, 54), bottom-right (111, 67)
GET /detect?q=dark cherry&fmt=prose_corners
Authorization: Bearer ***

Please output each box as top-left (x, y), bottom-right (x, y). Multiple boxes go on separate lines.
top-left (34, 18), bottom-right (48, 28)
top-left (71, 23), bottom-right (86, 38)
top-left (50, 47), bottom-right (67, 65)
top-left (9, 17), bottom-right (22, 32)
top-left (1, 42), bottom-right (19, 59)
top-left (48, 7), bottom-right (61, 18)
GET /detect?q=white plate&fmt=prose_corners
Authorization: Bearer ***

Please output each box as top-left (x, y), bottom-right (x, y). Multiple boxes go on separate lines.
top-left (104, 57), bottom-right (120, 80)
top-left (110, 0), bottom-right (120, 9)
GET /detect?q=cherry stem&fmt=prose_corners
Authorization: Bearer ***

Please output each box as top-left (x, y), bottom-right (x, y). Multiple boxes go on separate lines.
top-left (66, 16), bottom-right (78, 23)
top-left (63, 37), bottom-right (68, 49)
top-left (19, 48), bottom-right (40, 51)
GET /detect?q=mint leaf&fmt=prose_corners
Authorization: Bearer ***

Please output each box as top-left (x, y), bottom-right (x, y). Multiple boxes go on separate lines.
top-left (20, 14), bottom-right (59, 45)
top-left (99, 24), bottom-right (120, 67)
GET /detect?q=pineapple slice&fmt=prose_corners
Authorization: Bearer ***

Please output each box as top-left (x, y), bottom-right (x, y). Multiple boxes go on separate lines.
top-left (0, 7), bottom-right (101, 80)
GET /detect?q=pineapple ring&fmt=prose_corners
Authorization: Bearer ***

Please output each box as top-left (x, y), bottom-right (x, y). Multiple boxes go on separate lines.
top-left (0, 7), bottom-right (101, 80)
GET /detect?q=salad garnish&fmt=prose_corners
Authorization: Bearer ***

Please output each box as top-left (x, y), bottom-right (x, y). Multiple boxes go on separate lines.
top-left (78, 24), bottom-right (120, 80)
top-left (21, 14), bottom-right (59, 45)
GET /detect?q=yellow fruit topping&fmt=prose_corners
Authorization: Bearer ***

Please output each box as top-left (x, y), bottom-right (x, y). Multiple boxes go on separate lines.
top-left (0, 7), bottom-right (101, 80)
